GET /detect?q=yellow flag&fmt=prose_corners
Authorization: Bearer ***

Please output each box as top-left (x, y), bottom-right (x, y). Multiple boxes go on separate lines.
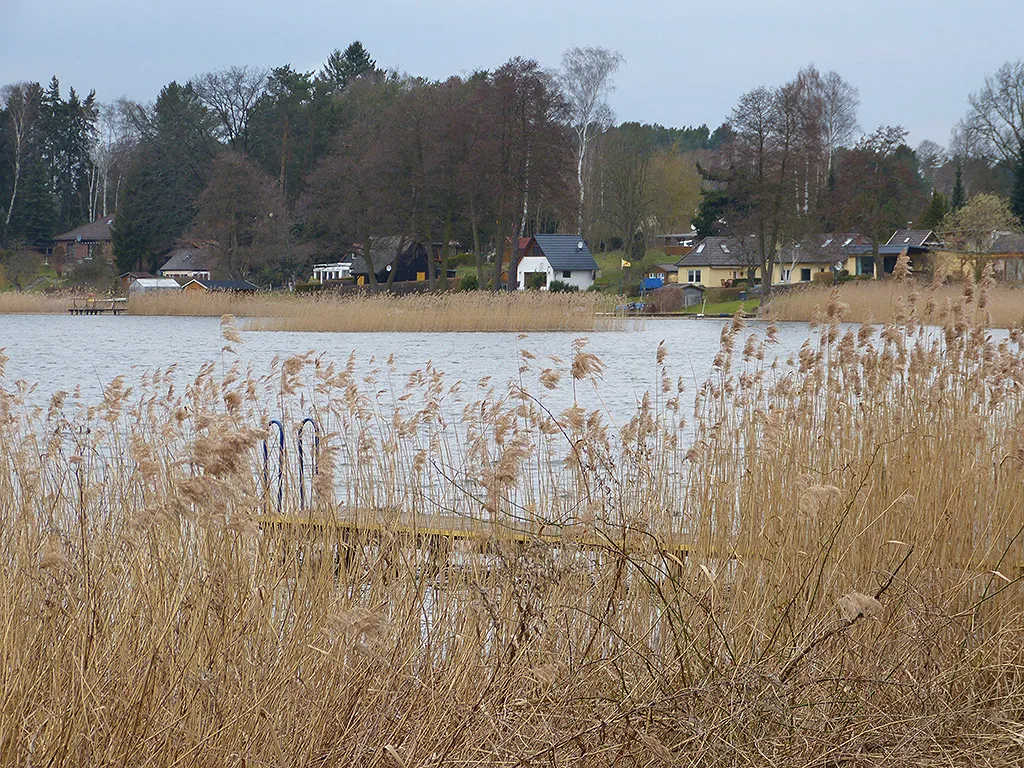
top-left (621, 259), bottom-right (631, 268)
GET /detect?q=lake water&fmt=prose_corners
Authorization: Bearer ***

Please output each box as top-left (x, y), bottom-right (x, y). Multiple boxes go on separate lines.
top-left (0, 314), bottom-right (822, 419)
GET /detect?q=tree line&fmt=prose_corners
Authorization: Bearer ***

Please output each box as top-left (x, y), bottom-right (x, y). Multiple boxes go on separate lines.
top-left (2, 46), bottom-right (1024, 291)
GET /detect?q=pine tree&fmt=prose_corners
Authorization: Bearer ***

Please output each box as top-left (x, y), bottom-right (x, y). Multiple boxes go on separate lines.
top-left (319, 42), bottom-right (377, 92)
top-left (951, 165), bottom-right (966, 210)
top-left (919, 191), bottom-right (950, 230)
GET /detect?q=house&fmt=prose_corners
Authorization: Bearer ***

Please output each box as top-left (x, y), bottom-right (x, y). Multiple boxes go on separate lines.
top-left (654, 231), bottom-right (698, 257)
top-left (342, 238), bottom-right (433, 285)
top-left (643, 264), bottom-right (680, 288)
top-left (158, 245), bottom-right (217, 280)
top-left (987, 232), bottom-right (1024, 282)
top-left (52, 215), bottom-right (115, 269)
top-left (774, 234), bottom-right (865, 284)
top-left (674, 237), bottom-right (761, 287)
top-left (181, 278), bottom-right (258, 293)
top-left (516, 234), bottom-right (599, 291)
top-left (127, 277), bottom-right (182, 294)
top-left (844, 231), bottom-right (939, 277)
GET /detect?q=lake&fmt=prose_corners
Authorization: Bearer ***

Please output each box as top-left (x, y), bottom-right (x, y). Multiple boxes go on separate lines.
top-left (0, 314), bottom-right (820, 419)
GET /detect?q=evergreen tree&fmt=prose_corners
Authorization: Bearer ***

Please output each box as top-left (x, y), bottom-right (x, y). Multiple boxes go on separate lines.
top-left (113, 81), bottom-right (219, 271)
top-left (951, 164), bottom-right (966, 210)
top-left (319, 42), bottom-right (377, 92)
top-left (40, 77), bottom-right (98, 231)
top-left (919, 191), bottom-right (950, 230)
top-left (691, 189), bottom-right (732, 237)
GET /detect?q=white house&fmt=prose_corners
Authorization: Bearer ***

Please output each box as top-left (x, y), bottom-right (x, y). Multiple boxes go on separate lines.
top-left (516, 234), bottom-right (598, 291)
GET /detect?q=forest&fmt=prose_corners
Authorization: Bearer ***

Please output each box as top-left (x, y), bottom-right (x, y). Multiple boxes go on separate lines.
top-left (1, 43), bottom-right (1023, 291)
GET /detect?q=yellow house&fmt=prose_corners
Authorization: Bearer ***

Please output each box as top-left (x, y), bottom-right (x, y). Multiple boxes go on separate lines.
top-left (674, 237), bottom-right (760, 287)
top-left (773, 235), bottom-right (863, 284)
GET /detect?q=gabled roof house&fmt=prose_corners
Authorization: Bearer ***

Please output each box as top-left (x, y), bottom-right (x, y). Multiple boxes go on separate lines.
top-left (516, 234), bottom-right (599, 291)
top-left (53, 215), bottom-right (115, 267)
top-left (158, 245), bottom-right (217, 280)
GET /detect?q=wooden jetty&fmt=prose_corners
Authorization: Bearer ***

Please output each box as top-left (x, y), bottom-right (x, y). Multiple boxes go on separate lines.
top-left (68, 297), bottom-right (127, 316)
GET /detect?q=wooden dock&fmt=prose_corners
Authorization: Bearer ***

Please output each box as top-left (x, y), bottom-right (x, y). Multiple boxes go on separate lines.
top-left (68, 297), bottom-right (127, 316)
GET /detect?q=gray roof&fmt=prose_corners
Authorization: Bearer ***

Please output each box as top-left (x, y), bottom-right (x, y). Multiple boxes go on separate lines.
top-left (531, 234), bottom-right (598, 271)
top-left (54, 216), bottom-right (115, 242)
top-left (187, 279), bottom-right (258, 292)
top-left (159, 245), bottom-right (217, 273)
top-left (778, 234), bottom-right (869, 265)
top-left (886, 230), bottom-right (941, 248)
top-left (990, 232), bottom-right (1024, 254)
top-left (675, 237), bottom-right (762, 268)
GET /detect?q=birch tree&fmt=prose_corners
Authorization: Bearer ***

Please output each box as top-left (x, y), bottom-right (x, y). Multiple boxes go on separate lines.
top-left (559, 46), bottom-right (623, 236)
top-left (1, 82), bottom-right (42, 233)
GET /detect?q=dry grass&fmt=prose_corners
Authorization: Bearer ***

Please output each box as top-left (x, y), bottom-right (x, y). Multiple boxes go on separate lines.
top-left (763, 274), bottom-right (1024, 328)
top-left (127, 290), bottom-right (619, 332)
top-left (2, 295), bottom-right (1024, 765)
top-left (0, 291), bottom-right (71, 313)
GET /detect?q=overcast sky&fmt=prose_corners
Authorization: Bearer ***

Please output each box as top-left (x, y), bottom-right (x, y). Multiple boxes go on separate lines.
top-left (2, 0), bottom-right (1021, 149)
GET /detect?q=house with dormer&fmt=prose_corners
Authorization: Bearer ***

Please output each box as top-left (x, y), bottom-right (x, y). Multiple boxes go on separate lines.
top-left (516, 234), bottom-right (599, 291)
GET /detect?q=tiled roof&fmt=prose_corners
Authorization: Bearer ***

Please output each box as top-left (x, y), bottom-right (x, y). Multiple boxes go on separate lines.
top-left (54, 216), bottom-right (115, 242)
top-left (531, 234), bottom-right (598, 271)
top-left (778, 234), bottom-right (870, 265)
top-left (886, 230), bottom-right (940, 248)
top-left (159, 245), bottom-right (217, 273)
top-left (675, 237), bottom-right (761, 268)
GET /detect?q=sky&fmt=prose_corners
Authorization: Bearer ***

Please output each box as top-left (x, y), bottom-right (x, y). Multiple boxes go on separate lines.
top-left (1, 0), bottom-right (1021, 149)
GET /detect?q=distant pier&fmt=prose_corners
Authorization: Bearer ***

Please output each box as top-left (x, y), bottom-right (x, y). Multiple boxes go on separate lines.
top-left (67, 297), bottom-right (127, 316)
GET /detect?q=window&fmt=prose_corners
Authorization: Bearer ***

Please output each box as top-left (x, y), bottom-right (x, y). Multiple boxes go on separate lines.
top-left (822, 238), bottom-right (833, 247)
top-left (696, 242), bottom-right (706, 253)
top-left (781, 268), bottom-right (792, 282)
top-left (801, 268), bottom-right (811, 282)
top-left (687, 269), bottom-right (702, 283)
top-left (720, 243), bottom-right (730, 253)
top-left (562, 270), bottom-right (572, 279)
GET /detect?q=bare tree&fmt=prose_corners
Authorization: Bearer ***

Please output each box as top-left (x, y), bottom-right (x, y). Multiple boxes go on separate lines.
top-left (819, 69), bottom-right (859, 171)
top-left (2, 82), bottom-right (42, 231)
top-left (964, 59), bottom-right (1024, 167)
top-left (559, 46), bottom-right (623, 236)
top-left (193, 66), bottom-right (269, 152)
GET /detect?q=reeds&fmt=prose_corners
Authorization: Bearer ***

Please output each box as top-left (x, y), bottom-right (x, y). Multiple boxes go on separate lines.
top-left (1, 286), bottom-right (1023, 765)
top-left (128, 290), bottom-right (620, 332)
top-left (0, 291), bottom-right (71, 313)
top-left (763, 275), bottom-right (1024, 327)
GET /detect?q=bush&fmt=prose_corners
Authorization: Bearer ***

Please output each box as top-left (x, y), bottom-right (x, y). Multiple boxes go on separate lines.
top-left (548, 280), bottom-right (578, 293)
top-left (644, 285), bottom-right (686, 313)
top-left (528, 273), bottom-right (547, 290)
top-left (704, 287), bottom-right (743, 304)
top-left (459, 273), bottom-right (479, 292)
top-left (812, 271), bottom-right (835, 285)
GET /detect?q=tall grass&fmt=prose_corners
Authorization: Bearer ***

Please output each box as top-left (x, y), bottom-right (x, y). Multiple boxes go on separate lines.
top-left (764, 272), bottom-right (1024, 327)
top-left (0, 291), bottom-right (71, 313)
top-left (129, 290), bottom-right (620, 332)
top-left (1, 283), bottom-right (1023, 765)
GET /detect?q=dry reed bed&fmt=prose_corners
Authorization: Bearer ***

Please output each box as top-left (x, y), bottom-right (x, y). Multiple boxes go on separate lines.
top-left (129, 290), bottom-right (619, 332)
top-left (763, 274), bottom-right (1024, 327)
top-left (1, 283), bottom-right (1023, 765)
top-left (0, 291), bottom-right (72, 313)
